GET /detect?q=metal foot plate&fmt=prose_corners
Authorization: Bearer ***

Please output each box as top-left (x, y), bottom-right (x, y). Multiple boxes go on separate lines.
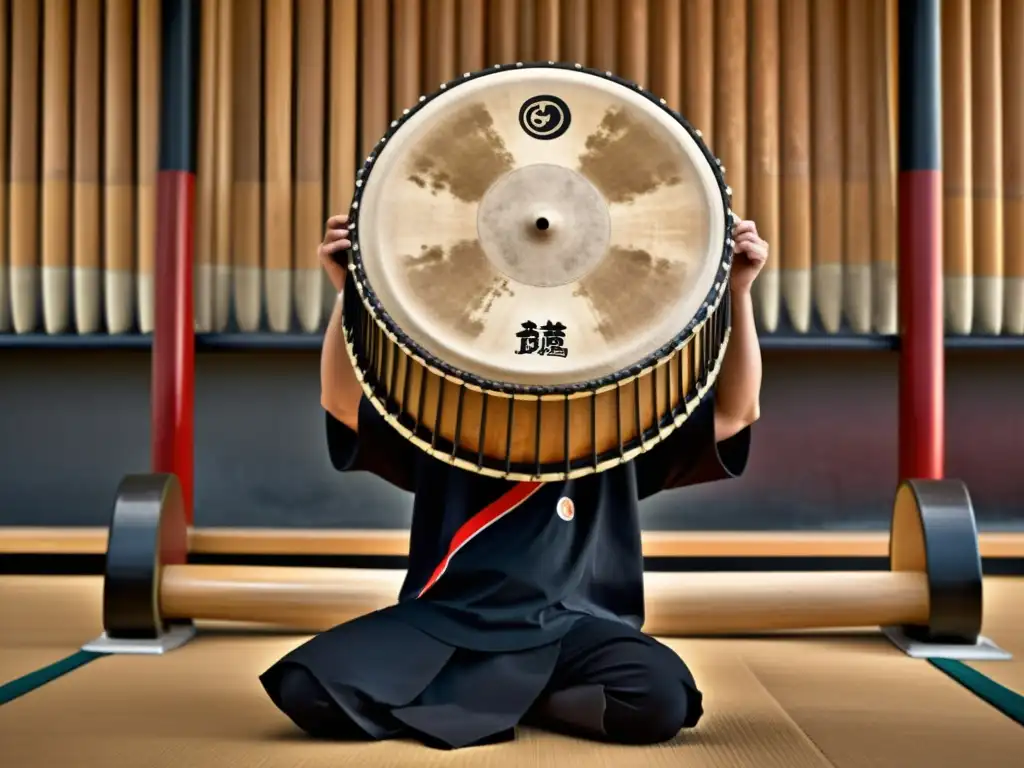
top-left (81, 624), bottom-right (197, 655)
top-left (882, 626), bottom-right (1013, 661)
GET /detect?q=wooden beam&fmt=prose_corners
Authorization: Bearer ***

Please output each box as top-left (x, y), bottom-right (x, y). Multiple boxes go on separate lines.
top-left (1, 527), bottom-right (1022, 558)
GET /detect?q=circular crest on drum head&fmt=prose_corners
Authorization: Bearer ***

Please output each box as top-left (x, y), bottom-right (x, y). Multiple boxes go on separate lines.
top-left (347, 62), bottom-right (732, 395)
top-left (518, 94), bottom-right (572, 140)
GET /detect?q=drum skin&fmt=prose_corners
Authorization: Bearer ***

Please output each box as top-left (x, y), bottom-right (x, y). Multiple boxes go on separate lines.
top-left (343, 62), bottom-right (734, 481)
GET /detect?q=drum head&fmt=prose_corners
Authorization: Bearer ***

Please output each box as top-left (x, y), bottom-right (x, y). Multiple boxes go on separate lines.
top-left (352, 64), bottom-right (728, 388)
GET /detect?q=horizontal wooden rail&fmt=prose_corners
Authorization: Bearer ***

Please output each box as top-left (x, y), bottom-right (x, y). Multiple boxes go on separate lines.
top-left (2, 526), bottom-right (1022, 559)
top-left (159, 566), bottom-right (931, 635)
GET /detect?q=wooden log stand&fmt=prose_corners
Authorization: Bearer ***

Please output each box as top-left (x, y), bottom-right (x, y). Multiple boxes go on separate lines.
top-left (82, 474), bottom-right (1011, 662)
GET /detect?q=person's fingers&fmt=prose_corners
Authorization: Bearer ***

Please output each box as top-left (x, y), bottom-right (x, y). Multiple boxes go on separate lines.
top-left (320, 237), bottom-right (351, 255)
top-left (734, 232), bottom-right (768, 249)
top-left (740, 244), bottom-right (768, 262)
top-left (738, 238), bottom-right (767, 254)
top-left (733, 237), bottom-right (768, 262)
top-left (732, 219), bottom-right (756, 237)
top-left (319, 215), bottom-right (351, 294)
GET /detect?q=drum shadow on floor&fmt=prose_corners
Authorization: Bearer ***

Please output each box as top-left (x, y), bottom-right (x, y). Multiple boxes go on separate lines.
top-left (261, 723), bottom-right (720, 751)
top-left (686, 631), bottom-right (888, 645)
top-left (195, 623), bottom-right (316, 638)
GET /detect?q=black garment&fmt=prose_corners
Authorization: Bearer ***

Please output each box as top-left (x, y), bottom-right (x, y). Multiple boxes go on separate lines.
top-left (261, 393), bottom-right (749, 747)
top-left (264, 615), bottom-right (702, 749)
top-left (329, 395), bottom-right (748, 653)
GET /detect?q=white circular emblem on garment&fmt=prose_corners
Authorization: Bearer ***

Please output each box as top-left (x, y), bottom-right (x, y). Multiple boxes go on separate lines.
top-left (556, 496), bottom-right (575, 522)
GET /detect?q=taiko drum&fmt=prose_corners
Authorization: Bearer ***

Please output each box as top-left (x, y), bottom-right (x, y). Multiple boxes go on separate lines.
top-left (342, 62), bottom-right (735, 481)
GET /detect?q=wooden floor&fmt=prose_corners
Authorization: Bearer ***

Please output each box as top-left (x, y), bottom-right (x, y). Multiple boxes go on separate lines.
top-left (0, 576), bottom-right (1021, 768)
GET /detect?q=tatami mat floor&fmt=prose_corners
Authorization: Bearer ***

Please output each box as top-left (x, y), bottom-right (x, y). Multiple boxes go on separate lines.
top-left (1, 576), bottom-right (1021, 767)
top-left (0, 575), bottom-right (102, 683)
top-left (969, 579), bottom-right (1023, 695)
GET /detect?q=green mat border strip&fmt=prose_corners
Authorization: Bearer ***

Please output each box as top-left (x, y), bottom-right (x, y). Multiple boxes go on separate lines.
top-left (929, 659), bottom-right (1024, 726)
top-left (1, 650), bottom-right (1021, 730)
top-left (0, 650), bottom-right (106, 706)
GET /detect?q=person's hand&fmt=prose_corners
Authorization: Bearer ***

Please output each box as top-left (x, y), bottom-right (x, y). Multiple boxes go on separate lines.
top-left (730, 219), bottom-right (769, 293)
top-left (318, 214), bottom-right (351, 293)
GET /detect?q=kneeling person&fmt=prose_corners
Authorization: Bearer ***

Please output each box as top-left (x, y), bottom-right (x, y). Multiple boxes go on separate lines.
top-left (260, 215), bottom-right (768, 749)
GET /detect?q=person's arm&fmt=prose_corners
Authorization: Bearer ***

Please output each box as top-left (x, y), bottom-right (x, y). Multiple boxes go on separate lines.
top-left (633, 352), bottom-right (752, 500)
top-left (713, 286), bottom-right (762, 442)
top-left (714, 219), bottom-right (768, 440)
top-left (318, 216), bottom-right (416, 491)
top-left (320, 291), bottom-right (362, 430)
top-left (634, 219), bottom-right (767, 498)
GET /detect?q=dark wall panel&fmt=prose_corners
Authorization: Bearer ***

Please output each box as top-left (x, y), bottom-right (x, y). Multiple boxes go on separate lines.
top-left (0, 351), bottom-right (152, 526)
top-left (946, 349), bottom-right (1024, 528)
top-left (191, 351), bottom-right (412, 529)
top-left (0, 348), bottom-right (1020, 531)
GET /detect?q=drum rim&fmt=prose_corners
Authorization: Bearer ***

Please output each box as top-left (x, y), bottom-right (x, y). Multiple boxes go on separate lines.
top-left (346, 60), bottom-right (735, 397)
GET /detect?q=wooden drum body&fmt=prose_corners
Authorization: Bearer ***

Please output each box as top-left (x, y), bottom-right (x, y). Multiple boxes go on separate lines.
top-left (343, 63), bottom-right (735, 480)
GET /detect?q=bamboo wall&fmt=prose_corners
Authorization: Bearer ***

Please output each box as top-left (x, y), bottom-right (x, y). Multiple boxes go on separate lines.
top-left (0, 0), bottom-right (159, 335)
top-left (0, 0), bottom-right (1021, 338)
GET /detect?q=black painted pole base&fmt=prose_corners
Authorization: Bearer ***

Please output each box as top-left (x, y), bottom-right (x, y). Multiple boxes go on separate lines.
top-left (82, 474), bottom-right (196, 655)
top-left (882, 479), bottom-right (1010, 660)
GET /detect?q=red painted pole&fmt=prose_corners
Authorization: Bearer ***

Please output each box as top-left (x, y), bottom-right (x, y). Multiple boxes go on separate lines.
top-left (152, 1), bottom-right (199, 523)
top-left (897, 0), bottom-right (944, 481)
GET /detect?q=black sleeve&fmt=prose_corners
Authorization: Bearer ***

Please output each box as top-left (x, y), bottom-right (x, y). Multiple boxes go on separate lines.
top-left (634, 393), bottom-right (751, 501)
top-left (325, 396), bottom-right (417, 492)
